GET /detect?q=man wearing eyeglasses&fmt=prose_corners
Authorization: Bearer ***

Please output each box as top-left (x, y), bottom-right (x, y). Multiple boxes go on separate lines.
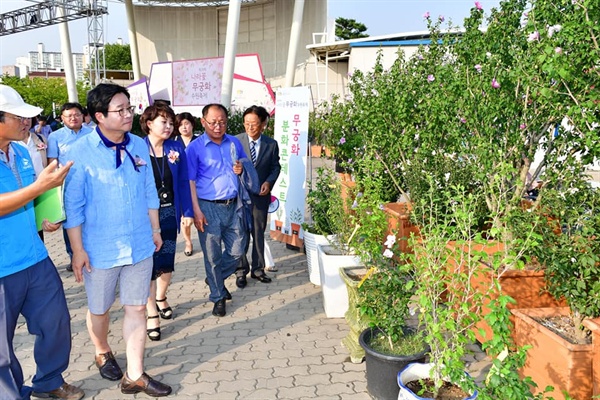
top-left (235, 105), bottom-right (281, 287)
top-left (63, 84), bottom-right (171, 397)
top-left (0, 84), bottom-right (84, 399)
top-left (186, 103), bottom-right (250, 317)
top-left (47, 102), bottom-right (93, 272)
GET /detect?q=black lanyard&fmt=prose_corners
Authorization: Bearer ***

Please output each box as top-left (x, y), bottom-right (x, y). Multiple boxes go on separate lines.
top-left (145, 137), bottom-right (166, 187)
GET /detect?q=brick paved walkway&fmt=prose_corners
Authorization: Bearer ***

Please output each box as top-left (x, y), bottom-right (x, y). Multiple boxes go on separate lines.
top-left (14, 157), bottom-right (491, 399)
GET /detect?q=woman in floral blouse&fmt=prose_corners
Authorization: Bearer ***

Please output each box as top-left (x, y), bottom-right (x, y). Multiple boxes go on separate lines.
top-left (140, 103), bottom-right (194, 341)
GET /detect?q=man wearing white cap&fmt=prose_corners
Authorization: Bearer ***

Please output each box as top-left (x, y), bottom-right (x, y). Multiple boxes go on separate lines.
top-left (0, 85), bottom-right (84, 400)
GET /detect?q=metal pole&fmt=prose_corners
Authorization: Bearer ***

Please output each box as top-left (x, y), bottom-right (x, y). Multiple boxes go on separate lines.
top-left (57, 3), bottom-right (78, 102)
top-left (284, 0), bottom-right (305, 87)
top-left (221, 0), bottom-right (241, 108)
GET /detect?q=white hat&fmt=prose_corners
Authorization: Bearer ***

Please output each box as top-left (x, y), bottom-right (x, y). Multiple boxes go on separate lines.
top-left (0, 84), bottom-right (42, 118)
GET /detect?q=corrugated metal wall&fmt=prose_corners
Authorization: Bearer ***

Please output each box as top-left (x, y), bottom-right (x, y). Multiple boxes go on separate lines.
top-left (133, 0), bottom-right (326, 80)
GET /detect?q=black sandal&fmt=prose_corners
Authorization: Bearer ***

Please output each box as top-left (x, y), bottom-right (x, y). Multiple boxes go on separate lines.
top-left (147, 315), bottom-right (161, 341)
top-left (156, 297), bottom-right (173, 320)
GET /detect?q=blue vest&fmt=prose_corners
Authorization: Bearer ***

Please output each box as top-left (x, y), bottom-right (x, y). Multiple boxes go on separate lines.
top-left (0, 143), bottom-right (48, 277)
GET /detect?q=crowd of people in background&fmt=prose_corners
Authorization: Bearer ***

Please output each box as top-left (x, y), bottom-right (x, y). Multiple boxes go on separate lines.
top-left (0, 82), bottom-right (281, 399)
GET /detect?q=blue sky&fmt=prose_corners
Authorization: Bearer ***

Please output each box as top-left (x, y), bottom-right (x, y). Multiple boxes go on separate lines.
top-left (328, 0), bottom-right (501, 36)
top-left (0, 0), bottom-right (502, 67)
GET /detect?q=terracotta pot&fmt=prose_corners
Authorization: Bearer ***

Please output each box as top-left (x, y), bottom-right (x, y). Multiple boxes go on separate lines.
top-left (340, 180), bottom-right (357, 213)
top-left (337, 172), bottom-right (353, 182)
top-left (512, 307), bottom-right (593, 400)
top-left (582, 317), bottom-right (600, 398)
top-left (324, 146), bottom-right (332, 157)
top-left (445, 241), bottom-right (567, 344)
top-left (310, 144), bottom-right (323, 158)
top-left (270, 220), bottom-right (285, 242)
top-left (382, 202), bottom-right (420, 255)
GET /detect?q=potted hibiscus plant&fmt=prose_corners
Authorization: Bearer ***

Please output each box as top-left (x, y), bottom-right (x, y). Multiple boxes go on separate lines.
top-left (356, 228), bottom-right (428, 400)
top-left (400, 176), bottom-right (551, 400)
top-left (510, 168), bottom-right (600, 400)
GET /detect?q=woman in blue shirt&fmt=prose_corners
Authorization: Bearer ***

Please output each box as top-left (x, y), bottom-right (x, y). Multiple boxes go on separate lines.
top-left (173, 112), bottom-right (199, 257)
top-left (140, 103), bottom-right (194, 341)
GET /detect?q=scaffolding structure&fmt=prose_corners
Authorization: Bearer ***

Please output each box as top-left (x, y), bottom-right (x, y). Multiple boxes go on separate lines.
top-left (86, 0), bottom-right (107, 86)
top-left (0, 0), bottom-right (107, 36)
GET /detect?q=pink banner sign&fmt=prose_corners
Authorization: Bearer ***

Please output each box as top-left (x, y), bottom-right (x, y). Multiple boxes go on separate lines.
top-left (172, 57), bottom-right (224, 106)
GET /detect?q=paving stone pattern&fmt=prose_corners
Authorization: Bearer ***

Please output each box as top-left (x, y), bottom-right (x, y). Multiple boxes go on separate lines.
top-left (14, 157), bottom-right (491, 399)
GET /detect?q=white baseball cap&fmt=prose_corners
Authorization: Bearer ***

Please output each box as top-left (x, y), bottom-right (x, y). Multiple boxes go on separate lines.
top-left (0, 84), bottom-right (42, 118)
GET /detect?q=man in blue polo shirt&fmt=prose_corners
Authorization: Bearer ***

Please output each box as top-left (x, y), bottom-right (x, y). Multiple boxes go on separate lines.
top-left (186, 103), bottom-right (248, 318)
top-left (47, 102), bottom-right (93, 272)
top-left (0, 84), bottom-right (83, 399)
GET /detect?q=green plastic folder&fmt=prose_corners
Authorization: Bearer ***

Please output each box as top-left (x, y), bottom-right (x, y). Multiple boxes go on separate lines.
top-left (34, 186), bottom-right (66, 231)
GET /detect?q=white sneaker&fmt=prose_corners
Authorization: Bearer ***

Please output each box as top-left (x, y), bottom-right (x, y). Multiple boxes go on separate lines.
top-left (265, 266), bottom-right (278, 272)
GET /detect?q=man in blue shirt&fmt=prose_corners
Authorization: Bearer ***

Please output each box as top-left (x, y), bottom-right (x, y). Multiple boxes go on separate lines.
top-left (0, 84), bottom-right (83, 400)
top-left (186, 103), bottom-right (247, 317)
top-left (64, 84), bottom-right (171, 397)
top-left (31, 115), bottom-right (52, 141)
top-left (47, 102), bottom-right (93, 272)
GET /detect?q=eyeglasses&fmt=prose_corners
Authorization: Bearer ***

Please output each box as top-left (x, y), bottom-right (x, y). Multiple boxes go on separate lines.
top-left (107, 105), bottom-right (136, 117)
top-left (62, 113), bottom-right (82, 119)
top-left (4, 114), bottom-right (31, 124)
top-left (203, 120), bottom-right (227, 128)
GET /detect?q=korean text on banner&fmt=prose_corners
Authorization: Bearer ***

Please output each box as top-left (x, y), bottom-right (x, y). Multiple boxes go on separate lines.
top-left (270, 87), bottom-right (310, 248)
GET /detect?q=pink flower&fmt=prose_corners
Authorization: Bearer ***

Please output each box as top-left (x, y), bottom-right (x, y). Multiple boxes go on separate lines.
top-left (36, 142), bottom-right (47, 151)
top-left (423, 11), bottom-right (430, 19)
top-left (527, 31), bottom-right (540, 42)
top-left (474, 64), bottom-right (482, 73)
top-left (167, 149), bottom-right (180, 164)
top-left (491, 78), bottom-right (500, 89)
top-left (339, 137), bottom-right (346, 145)
top-left (475, 1), bottom-right (483, 10)
top-left (555, 47), bottom-right (563, 54)
top-left (383, 249), bottom-right (394, 259)
top-left (427, 74), bottom-right (435, 82)
top-left (460, 117), bottom-right (467, 124)
top-left (134, 156), bottom-right (147, 166)
top-left (439, 15), bottom-right (445, 22)
top-left (520, 123), bottom-right (527, 130)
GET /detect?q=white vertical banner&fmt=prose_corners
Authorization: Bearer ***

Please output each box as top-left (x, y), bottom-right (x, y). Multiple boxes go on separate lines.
top-left (270, 86), bottom-right (310, 247)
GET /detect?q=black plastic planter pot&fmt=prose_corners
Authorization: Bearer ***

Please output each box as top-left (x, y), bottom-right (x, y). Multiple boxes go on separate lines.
top-left (359, 327), bottom-right (429, 400)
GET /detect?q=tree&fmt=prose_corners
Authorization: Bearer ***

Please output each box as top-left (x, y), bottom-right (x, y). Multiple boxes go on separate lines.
top-left (335, 17), bottom-right (369, 40)
top-left (90, 43), bottom-right (132, 70)
top-left (0, 75), bottom-right (90, 115)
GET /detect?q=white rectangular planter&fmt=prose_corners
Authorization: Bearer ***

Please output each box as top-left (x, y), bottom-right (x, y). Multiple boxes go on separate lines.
top-left (317, 244), bottom-right (363, 318)
top-left (303, 231), bottom-right (333, 286)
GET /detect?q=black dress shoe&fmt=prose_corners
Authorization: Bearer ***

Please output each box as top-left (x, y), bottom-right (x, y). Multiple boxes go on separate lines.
top-left (212, 299), bottom-right (226, 317)
top-left (95, 352), bottom-right (123, 381)
top-left (121, 372), bottom-right (172, 397)
top-left (236, 275), bottom-right (247, 288)
top-left (251, 272), bottom-right (272, 283)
